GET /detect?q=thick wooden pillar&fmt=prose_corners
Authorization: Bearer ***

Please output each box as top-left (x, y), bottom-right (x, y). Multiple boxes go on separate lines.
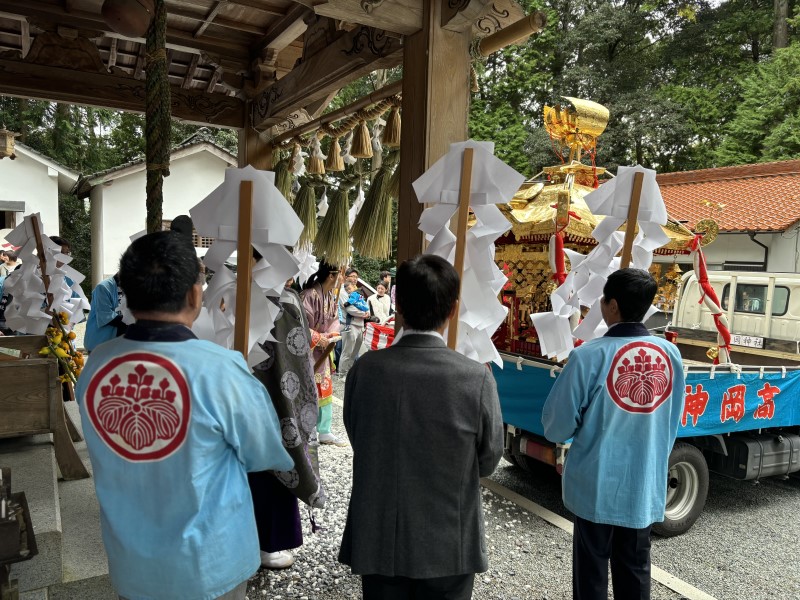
top-left (396, 0), bottom-right (472, 265)
top-left (238, 111), bottom-right (273, 170)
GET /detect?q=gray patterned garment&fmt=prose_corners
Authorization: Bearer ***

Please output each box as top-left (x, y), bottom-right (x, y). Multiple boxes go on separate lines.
top-left (253, 287), bottom-right (327, 509)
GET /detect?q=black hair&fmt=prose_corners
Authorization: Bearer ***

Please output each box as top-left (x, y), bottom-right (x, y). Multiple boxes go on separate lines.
top-left (303, 261), bottom-right (340, 290)
top-left (170, 215), bottom-right (195, 245)
top-left (5, 250), bottom-right (17, 261)
top-left (379, 271), bottom-right (390, 280)
top-left (345, 267), bottom-right (358, 277)
top-left (50, 235), bottom-right (70, 249)
top-left (376, 281), bottom-right (388, 291)
top-left (602, 268), bottom-right (657, 322)
top-left (119, 231), bottom-right (201, 313)
top-left (395, 254), bottom-right (459, 331)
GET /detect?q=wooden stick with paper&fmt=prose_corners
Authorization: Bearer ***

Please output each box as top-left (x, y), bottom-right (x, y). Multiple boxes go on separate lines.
top-left (412, 141), bottom-right (525, 365)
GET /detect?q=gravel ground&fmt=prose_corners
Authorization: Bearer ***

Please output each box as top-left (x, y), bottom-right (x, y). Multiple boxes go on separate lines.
top-left (245, 377), bottom-right (685, 600)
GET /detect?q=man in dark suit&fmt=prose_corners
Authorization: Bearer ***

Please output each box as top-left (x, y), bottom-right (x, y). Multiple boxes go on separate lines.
top-left (338, 254), bottom-right (504, 600)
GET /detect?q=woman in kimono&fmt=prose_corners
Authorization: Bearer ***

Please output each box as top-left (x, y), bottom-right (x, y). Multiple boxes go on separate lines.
top-left (301, 261), bottom-right (346, 446)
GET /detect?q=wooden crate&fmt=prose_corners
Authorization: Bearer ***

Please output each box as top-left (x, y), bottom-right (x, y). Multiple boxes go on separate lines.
top-left (0, 337), bottom-right (88, 480)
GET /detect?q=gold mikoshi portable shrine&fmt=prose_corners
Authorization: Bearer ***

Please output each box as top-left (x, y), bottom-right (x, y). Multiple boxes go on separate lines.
top-left (493, 98), bottom-right (696, 357)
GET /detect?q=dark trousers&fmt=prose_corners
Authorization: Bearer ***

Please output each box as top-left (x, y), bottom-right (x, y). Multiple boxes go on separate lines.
top-left (334, 337), bottom-right (343, 368)
top-left (573, 516), bottom-right (651, 600)
top-left (362, 573), bottom-right (475, 600)
top-left (247, 470), bottom-right (302, 553)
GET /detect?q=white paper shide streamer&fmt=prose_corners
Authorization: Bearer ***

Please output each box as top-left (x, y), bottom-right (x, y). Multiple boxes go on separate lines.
top-left (412, 140), bottom-right (526, 366)
top-left (293, 244), bottom-right (319, 289)
top-left (190, 165), bottom-right (304, 367)
top-left (3, 214), bottom-right (90, 335)
top-left (316, 188), bottom-right (329, 217)
top-left (532, 165), bottom-right (667, 360)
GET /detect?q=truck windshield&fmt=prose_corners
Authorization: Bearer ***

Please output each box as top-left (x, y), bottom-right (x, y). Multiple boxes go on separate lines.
top-left (721, 284), bottom-right (790, 316)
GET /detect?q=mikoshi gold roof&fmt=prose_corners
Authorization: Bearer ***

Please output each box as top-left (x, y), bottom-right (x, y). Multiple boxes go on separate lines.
top-left (500, 174), bottom-right (695, 255)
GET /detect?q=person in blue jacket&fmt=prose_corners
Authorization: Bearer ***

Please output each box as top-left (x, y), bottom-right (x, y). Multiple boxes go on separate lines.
top-left (76, 231), bottom-right (293, 600)
top-left (84, 273), bottom-right (127, 351)
top-left (542, 268), bottom-right (686, 600)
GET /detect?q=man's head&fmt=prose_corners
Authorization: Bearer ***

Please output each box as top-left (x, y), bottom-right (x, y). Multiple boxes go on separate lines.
top-left (119, 231), bottom-right (202, 319)
top-left (50, 235), bottom-right (71, 256)
top-left (601, 268), bottom-right (657, 326)
top-left (4, 250), bottom-right (17, 265)
top-left (345, 267), bottom-right (359, 285)
top-left (379, 271), bottom-right (391, 285)
top-left (395, 254), bottom-right (459, 331)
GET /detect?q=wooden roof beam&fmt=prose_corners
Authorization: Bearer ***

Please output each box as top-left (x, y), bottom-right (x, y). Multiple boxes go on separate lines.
top-left (0, 55), bottom-right (244, 128)
top-left (228, 0), bottom-right (284, 16)
top-left (134, 44), bottom-right (145, 80)
top-left (183, 53), bottom-right (199, 88)
top-left (251, 24), bottom-right (402, 128)
top-left (0, 3), bottom-right (251, 66)
top-left (250, 4), bottom-right (310, 54)
top-left (168, 7), bottom-right (265, 36)
top-left (313, 0), bottom-right (422, 36)
top-left (107, 37), bottom-right (117, 69)
top-left (19, 19), bottom-right (30, 58)
top-left (194, 0), bottom-right (226, 38)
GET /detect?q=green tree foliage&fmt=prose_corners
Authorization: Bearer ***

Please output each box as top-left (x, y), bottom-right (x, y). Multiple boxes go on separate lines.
top-left (471, 0), bottom-right (786, 175)
top-left (715, 41), bottom-right (800, 164)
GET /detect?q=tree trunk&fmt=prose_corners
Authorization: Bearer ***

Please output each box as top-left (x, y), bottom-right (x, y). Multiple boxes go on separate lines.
top-left (773, 0), bottom-right (789, 49)
top-left (17, 99), bottom-right (28, 143)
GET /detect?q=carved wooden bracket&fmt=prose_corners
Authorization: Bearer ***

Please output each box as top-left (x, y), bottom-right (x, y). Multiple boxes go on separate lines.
top-left (251, 24), bottom-right (402, 129)
top-left (25, 31), bottom-right (105, 73)
top-left (441, 0), bottom-right (492, 32)
top-left (473, 0), bottom-right (525, 36)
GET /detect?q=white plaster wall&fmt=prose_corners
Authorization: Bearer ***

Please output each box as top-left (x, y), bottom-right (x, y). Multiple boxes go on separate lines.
top-left (768, 226), bottom-right (800, 272)
top-left (99, 151), bottom-right (231, 278)
top-left (653, 232), bottom-right (800, 272)
top-left (0, 152), bottom-right (60, 235)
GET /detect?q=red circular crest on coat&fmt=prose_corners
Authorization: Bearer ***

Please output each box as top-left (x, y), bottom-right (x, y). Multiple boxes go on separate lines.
top-left (606, 341), bottom-right (673, 414)
top-left (85, 352), bottom-right (191, 461)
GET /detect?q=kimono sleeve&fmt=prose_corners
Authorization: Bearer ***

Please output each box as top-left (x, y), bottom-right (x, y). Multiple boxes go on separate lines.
top-left (217, 353), bottom-right (293, 473)
top-left (541, 350), bottom-right (593, 443)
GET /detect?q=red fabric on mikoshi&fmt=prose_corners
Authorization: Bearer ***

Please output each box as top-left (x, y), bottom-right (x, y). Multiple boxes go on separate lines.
top-left (364, 322), bottom-right (395, 350)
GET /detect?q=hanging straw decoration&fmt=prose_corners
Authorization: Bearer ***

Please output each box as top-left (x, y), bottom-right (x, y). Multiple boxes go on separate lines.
top-left (325, 136), bottom-right (345, 172)
top-left (273, 156), bottom-right (293, 205)
top-left (292, 179), bottom-right (318, 247)
top-left (314, 175), bottom-right (359, 268)
top-left (352, 150), bottom-right (399, 259)
top-left (382, 103), bottom-right (401, 148)
top-left (308, 135), bottom-right (326, 175)
top-left (350, 120), bottom-right (373, 159)
top-left (388, 158), bottom-right (401, 201)
top-left (291, 142), bottom-right (306, 177)
top-left (341, 130), bottom-right (358, 166)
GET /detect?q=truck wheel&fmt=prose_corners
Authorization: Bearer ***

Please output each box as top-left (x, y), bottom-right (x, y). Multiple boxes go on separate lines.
top-left (652, 443), bottom-right (709, 537)
top-left (514, 454), bottom-right (556, 477)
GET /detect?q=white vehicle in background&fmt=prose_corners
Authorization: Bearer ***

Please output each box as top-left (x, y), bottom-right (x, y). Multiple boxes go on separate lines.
top-left (669, 270), bottom-right (800, 365)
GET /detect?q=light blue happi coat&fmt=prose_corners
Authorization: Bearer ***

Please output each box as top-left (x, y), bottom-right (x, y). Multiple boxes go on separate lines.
top-left (542, 323), bottom-right (685, 529)
top-left (77, 329), bottom-right (293, 600)
top-left (84, 275), bottom-right (123, 351)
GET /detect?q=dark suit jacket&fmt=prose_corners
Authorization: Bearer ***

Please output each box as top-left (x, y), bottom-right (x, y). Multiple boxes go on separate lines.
top-left (338, 333), bottom-right (504, 578)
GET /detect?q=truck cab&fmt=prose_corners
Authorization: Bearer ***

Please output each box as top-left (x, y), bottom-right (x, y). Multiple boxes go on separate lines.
top-left (670, 270), bottom-right (800, 364)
